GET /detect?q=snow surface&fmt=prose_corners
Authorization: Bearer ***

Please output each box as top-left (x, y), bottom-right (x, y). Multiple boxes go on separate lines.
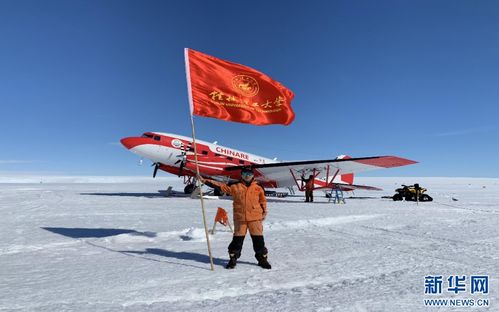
top-left (1, 177), bottom-right (498, 311)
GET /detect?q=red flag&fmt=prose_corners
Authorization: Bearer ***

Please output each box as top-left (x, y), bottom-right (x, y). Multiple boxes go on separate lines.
top-left (185, 48), bottom-right (295, 126)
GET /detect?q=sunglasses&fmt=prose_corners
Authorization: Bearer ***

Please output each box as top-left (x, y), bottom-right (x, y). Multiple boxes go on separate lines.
top-left (241, 172), bottom-right (254, 177)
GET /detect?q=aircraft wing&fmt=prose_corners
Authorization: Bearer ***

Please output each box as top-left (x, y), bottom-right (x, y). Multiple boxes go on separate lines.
top-left (225, 156), bottom-right (417, 188)
top-left (320, 183), bottom-right (383, 191)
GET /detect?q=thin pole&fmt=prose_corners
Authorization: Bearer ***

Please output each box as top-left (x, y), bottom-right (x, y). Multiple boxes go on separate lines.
top-left (184, 48), bottom-right (214, 270)
top-left (190, 114), bottom-right (215, 271)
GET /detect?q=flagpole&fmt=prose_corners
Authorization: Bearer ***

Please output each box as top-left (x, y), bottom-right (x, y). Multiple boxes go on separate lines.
top-left (185, 48), bottom-right (215, 271)
top-left (190, 115), bottom-right (215, 271)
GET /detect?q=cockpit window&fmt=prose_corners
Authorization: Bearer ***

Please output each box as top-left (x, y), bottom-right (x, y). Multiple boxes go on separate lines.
top-left (142, 134), bottom-right (153, 138)
top-left (154, 136), bottom-right (161, 141)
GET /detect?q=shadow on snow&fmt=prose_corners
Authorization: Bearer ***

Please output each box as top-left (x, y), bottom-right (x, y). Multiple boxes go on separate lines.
top-left (80, 192), bottom-right (167, 198)
top-left (41, 227), bottom-right (256, 270)
top-left (41, 227), bottom-right (156, 238)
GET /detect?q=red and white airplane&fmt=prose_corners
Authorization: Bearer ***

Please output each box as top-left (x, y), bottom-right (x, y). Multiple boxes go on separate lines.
top-left (121, 132), bottom-right (417, 195)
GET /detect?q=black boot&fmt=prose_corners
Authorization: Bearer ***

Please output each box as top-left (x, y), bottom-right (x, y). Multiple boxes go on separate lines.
top-left (251, 235), bottom-right (271, 269)
top-left (226, 236), bottom-right (244, 269)
top-left (256, 253), bottom-right (272, 269)
top-left (226, 253), bottom-right (238, 269)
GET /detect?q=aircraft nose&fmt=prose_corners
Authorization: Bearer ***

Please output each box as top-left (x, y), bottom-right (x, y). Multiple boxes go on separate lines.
top-left (120, 137), bottom-right (142, 149)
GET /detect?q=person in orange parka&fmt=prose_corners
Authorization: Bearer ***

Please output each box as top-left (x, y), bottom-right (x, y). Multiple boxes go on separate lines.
top-left (302, 174), bottom-right (315, 202)
top-left (199, 168), bottom-right (271, 269)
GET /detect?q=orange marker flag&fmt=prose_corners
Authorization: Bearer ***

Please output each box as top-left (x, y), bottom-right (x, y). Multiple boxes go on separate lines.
top-left (214, 207), bottom-right (229, 226)
top-left (184, 48), bottom-right (295, 126)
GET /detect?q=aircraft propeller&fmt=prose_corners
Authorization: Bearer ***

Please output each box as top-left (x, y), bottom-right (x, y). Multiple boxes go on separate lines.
top-left (152, 162), bottom-right (160, 178)
top-left (174, 143), bottom-right (190, 176)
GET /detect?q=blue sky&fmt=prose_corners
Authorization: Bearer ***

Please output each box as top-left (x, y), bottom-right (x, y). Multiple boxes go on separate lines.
top-left (1, 0), bottom-right (498, 177)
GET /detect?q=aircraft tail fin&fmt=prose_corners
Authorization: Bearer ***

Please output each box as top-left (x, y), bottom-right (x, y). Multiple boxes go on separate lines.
top-left (334, 155), bottom-right (354, 185)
